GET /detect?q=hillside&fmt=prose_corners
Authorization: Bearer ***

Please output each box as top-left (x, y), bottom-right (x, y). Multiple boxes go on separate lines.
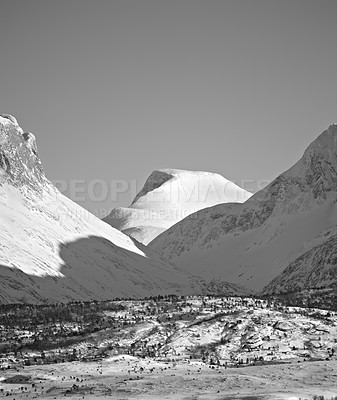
top-left (263, 226), bottom-right (337, 294)
top-left (0, 115), bottom-right (200, 303)
top-left (149, 124), bottom-right (337, 292)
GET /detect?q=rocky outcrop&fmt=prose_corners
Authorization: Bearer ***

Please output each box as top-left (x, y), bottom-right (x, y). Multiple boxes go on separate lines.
top-left (0, 114), bottom-right (46, 190)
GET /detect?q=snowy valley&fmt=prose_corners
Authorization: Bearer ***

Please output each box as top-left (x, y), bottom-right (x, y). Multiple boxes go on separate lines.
top-left (1, 114), bottom-right (337, 399)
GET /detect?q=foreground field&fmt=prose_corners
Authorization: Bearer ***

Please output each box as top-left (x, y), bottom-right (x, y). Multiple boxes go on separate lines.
top-left (0, 356), bottom-right (336, 399)
top-left (1, 295), bottom-right (336, 398)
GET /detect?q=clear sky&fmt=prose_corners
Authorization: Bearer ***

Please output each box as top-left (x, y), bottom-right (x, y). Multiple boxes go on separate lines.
top-left (0, 0), bottom-right (336, 217)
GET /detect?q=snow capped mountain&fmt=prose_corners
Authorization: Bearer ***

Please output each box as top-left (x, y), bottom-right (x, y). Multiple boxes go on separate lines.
top-left (103, 168), bottom-right (252, 244)
top-left (0, 115), bottom-right (203, 303)
top-left (149, 124), bottom-right (337, 293)
top-left (2, 113), bottom-right (335, 301)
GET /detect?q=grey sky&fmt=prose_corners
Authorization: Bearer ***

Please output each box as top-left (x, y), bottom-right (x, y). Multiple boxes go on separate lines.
top-left (0, 0), bottom-right (336, 216)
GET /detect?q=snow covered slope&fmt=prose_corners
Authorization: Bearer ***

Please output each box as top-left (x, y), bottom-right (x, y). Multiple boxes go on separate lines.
top-left (103, 169), bottom-right (251, 244)
top-left (0, 115), bottom-right (203, 303)
top-left (263, 226), bottom-right (337, 294)
top-left (149, 124), bottom-right (337, 292)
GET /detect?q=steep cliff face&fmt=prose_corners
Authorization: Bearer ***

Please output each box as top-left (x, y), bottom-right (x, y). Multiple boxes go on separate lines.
top-left (0, 115), bottom-right (200, 303)
top-left (149, 125), bottom-right (337, 292)
top-left (0, 114), bottom-right (48, 189)
top-left (104, 168), bottom-right (252, 244)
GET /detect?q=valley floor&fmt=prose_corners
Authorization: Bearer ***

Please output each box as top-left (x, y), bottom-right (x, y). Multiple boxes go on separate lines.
top-left (1, 295), bottom-right (337, 399)
top-left (0, 356), bottom-right (337, 399)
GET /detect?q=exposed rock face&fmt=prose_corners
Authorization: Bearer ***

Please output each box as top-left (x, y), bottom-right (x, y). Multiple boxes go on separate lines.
top-left (22, 132), bottom-right (39, 157)
top-left (0, 115), bottom-right (46, 190)
top-left (131, 169), bottom-right (174, 204)
top-left (149, 124), bottom-right (337, 292)
top-left (104, 168), bottom-right (252, 244)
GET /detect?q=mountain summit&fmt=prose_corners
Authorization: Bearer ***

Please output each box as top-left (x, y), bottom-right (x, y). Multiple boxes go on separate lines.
top-left (0, 114), bottom-right (46, 188)
top-left (103, 168), bottom-right (252, 244)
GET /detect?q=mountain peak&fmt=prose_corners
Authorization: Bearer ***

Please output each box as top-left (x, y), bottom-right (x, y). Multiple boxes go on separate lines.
top-left (132, 169), bottom-right (175, 204)
top-left (299, 124), bottom-right (337, 197)
top-left (263, 123), bottom-right (337, 210)
top-left (104, 168), bottom-right (251, 244)
top-left (304, 123), bottom-right (337, 157)
top-left (0, 114), bottom-right (46, 189)
top-left (132, 168), bottom-right (231, 204)
top-left (0, 114), bottom-right (21, 129)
